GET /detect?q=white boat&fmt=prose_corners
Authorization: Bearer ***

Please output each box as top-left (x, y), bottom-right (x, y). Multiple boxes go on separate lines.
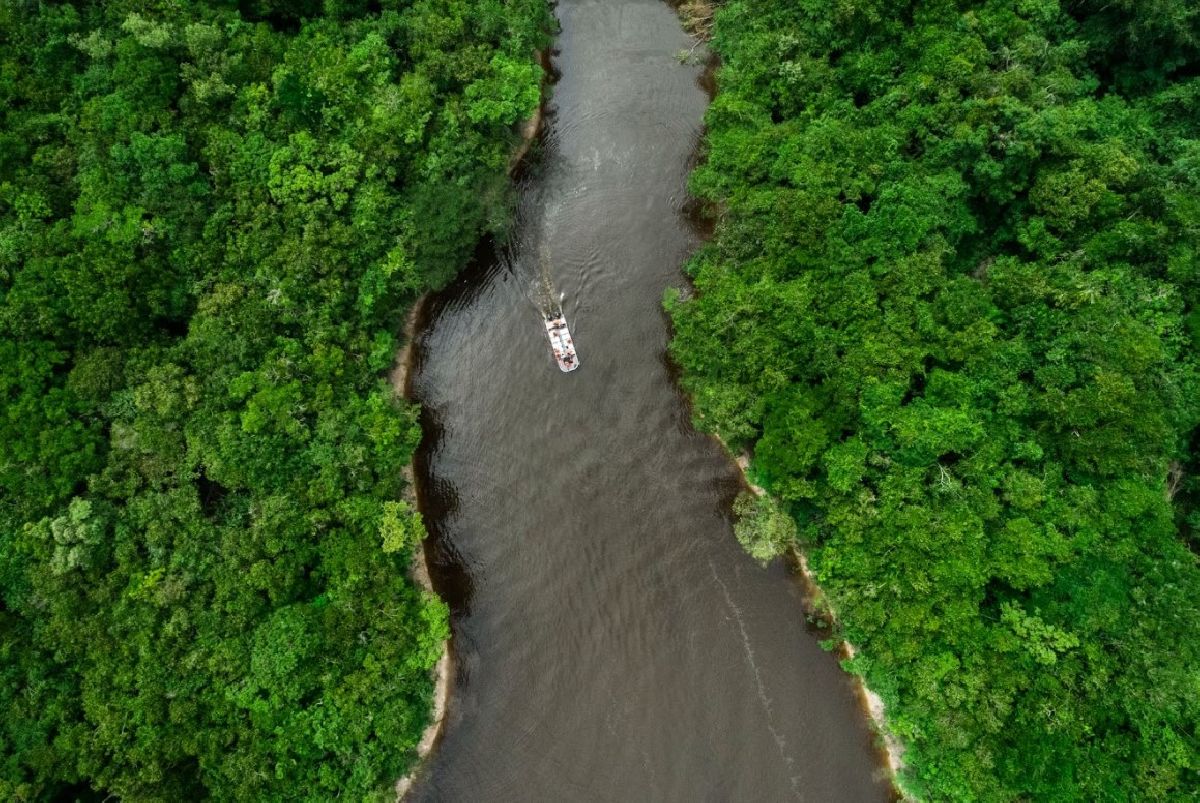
top-left (544, 311), bottom-right (580, 372)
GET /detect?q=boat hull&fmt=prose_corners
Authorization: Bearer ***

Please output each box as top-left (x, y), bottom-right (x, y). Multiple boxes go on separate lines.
top-left (544, 315), bottom-right (580, 372)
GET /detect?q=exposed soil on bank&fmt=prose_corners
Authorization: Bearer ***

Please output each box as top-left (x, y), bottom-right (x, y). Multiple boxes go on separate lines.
top-left (390, 50), bottom-right (550, 799)
top-left (674, 18), bottom-right (905, 791)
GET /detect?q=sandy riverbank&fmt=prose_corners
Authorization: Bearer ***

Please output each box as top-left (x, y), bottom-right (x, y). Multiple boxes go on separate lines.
top-left (389, 293), bottom-right (447, 801)
top-left (392, 524), bottom-right (451, 799)
top-left (390, 51), bottom-right (549, 801)
top-left (729, 446), bottom-right (907, 784)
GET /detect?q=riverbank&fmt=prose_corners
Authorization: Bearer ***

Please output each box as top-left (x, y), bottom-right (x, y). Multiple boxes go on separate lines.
top-left (675, 10), bottom-right (905, 785)
top-left (392, 539), bottom-right (451, 800)
top-left (508, 49), bottom-right (553, 174)
top-left (391, 50), bottom-right (550, 800)
top-left (390, 293), bottom-right (447, 801)
top-left (392, 526), bottom-right (451, 799)
top-left (671, 0), bottom-right (904, 787)
top-left (725, 444), bottom-right (906, 785)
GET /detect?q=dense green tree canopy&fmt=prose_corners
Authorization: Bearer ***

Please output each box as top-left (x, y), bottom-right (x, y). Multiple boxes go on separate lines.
top-left (669, 0), bottom-right (1200, 798)
top-left (0, 1), bottom-right (549, 799)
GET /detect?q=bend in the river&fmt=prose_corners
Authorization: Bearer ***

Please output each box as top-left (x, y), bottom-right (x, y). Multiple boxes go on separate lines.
top-left (408, 0), bottom-right (892, 798)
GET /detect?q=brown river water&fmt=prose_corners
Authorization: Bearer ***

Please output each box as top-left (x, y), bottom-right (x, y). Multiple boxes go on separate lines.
top-left (407, 0), bottom-right (893, 799)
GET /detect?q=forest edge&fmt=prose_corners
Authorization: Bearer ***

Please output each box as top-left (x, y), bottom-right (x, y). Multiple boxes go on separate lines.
top-left (391, 49), bottom-right (551, 800)
top-left (729, 441), bottom-right (905, 785)
top-left (671, 2), bottom-right (905, 784)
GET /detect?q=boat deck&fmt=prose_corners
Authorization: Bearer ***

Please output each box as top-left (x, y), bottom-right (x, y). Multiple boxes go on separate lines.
top-left (544, 313), bottom-right (579, 372)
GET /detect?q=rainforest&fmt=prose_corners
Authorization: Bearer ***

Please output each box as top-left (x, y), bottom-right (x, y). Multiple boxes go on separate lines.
top-left (0, 1), bottom-right (548, 799)
top-left (667, 0), bottom-right (1200, 798)
top-left (2, 0), bottom-right (1199, 800)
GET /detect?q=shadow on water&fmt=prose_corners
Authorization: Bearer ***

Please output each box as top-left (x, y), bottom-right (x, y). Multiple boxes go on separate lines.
top-left (410, 239), bottom-right (505, 621)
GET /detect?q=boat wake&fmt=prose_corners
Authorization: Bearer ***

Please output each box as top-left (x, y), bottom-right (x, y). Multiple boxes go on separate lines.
top-left (495, 184), bottom-right (582, 372)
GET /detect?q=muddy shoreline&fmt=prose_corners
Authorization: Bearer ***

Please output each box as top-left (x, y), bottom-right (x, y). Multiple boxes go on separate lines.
top-left (390, 51), bottom-right (550, 800)
top-left (674, 23), bottom-right (905, 791)
top-left (389, 292), bottom-right (447, 801)
top-left (718, 439), bottom-right (906, 786)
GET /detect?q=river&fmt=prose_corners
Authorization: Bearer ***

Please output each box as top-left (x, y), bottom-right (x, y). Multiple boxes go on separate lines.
top-left (406, 0), bottom-right (892, 799)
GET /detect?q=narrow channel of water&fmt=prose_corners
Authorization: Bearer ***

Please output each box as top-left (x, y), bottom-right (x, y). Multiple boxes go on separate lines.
top-left (408, 0), bottom-right (892, 798)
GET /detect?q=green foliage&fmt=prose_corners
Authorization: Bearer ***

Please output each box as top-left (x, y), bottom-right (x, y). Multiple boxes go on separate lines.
top-left (732, 492), bottom-right (797, 565)
top-left (0, 0), bottom-right (549, 799)
top-left (672, 0), bottom-right (1200, 798)
top-left (380, 500), bottom-right (427, 555)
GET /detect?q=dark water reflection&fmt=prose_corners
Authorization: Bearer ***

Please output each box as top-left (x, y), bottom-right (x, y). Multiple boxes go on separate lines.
top-left (409, 0), bottom-right (892, 799)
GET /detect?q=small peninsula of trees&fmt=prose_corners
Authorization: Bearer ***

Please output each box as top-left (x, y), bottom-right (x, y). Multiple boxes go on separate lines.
top-left (669, 0), bottom-right (1200, 799)
top-left (0, 0), bottom-right (549, 799)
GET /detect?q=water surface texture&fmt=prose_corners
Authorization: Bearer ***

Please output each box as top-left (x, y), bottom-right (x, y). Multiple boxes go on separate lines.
top-left (409, 0), bottom-right (891, 798)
